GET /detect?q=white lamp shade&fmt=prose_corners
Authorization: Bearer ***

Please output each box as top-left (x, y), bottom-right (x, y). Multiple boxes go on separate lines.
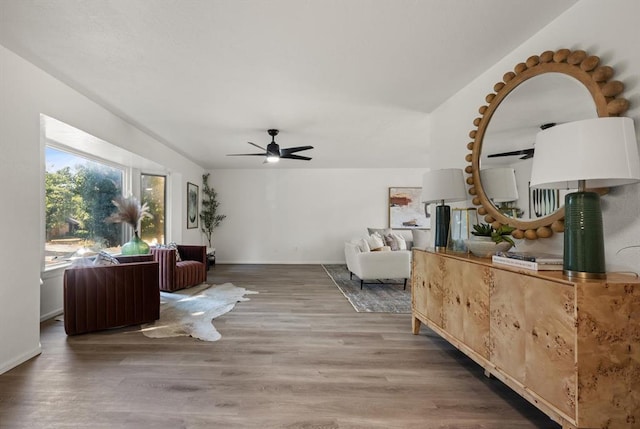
top-left (420, 168), bottom-right (468, 204)
top-left (480, 167), bottom-right (519, 202)
top-left (530, 117), bottom-right (640, 189)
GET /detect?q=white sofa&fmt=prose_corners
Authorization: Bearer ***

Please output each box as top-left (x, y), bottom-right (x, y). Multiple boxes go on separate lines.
top-left (344, 240), bottom-right (412, 289)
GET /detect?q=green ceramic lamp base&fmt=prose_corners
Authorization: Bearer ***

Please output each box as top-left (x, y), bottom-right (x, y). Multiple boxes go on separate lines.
top-left (563, 191), bottom-right (606, 279)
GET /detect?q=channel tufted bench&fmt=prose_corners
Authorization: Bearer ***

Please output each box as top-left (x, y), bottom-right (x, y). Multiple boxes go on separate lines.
top-left (63, 255), bottom-right (160, 335)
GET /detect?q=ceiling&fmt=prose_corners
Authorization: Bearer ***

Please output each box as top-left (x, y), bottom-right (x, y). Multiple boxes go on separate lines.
top-left (0, 0), bottom-right (578, 169)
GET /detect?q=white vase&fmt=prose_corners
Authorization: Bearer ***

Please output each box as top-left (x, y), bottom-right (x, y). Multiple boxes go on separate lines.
top-left (465, 236), bottom-right (512, 258)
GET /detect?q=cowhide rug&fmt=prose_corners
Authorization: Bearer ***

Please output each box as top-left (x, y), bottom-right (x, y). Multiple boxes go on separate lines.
top-left (140, 282), bottom-right (257, 342)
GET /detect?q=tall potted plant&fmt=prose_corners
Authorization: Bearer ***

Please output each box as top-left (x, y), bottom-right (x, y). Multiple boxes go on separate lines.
top-left (199, 173), bottom-right (226, 255)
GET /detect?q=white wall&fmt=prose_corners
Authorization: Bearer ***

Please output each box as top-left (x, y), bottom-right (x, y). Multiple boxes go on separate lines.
top-left (0, 44), bottom-right (206, 374)
top-left (5, 0), bottom-right (640, 376)
top-left (430, 0), bottom-right (640, 272)
top-left (211, 168), bottom-right (429, 263)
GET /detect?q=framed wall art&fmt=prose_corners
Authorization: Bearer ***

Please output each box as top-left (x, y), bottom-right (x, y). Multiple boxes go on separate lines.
top-left (187, 182), bottom-right (199, 229)
top-left (388, 187), bottom-right (430, 229)
top-left (529, 186), bottom-right (561, 219)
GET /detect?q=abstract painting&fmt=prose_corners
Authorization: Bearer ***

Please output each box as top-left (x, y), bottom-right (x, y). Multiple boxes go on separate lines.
top-left (389, 187), bottom-right (430, 229)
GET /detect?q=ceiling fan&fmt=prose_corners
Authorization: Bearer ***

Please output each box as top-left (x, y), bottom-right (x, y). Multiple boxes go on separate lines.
top-left (227, 129), bottom-right (313, 163)
top-left (487, 123), bottom-right (556, 160)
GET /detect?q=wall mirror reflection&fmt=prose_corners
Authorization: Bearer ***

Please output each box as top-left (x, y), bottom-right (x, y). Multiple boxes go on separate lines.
top-left (480, 72), bottom-right (596, 220)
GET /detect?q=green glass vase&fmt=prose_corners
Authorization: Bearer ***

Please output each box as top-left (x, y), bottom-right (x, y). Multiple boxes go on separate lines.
top-left (121, 232), bottom-right (150, 255)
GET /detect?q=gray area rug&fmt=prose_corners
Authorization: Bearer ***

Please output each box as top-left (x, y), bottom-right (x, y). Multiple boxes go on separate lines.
top-left (140, 282), bottom-right (257, 341)
top-left (322, 264), bottom-right (411, 313)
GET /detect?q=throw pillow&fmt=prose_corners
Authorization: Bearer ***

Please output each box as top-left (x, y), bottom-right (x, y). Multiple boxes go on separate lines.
top-left (412, 229), bottom-right (430, 249)
top-left (156, 242), bottom-right (182, 261)
top-left (93, 251), bottom-right (120, 266)
top-left (358, 238), bottom-right (370, 253)
top-left (384, 233), bottom-right (399, 251)
top-left (391, 232), bottom-right (408, 250)
top-left (168, 242), bottom-right (182, 262)
top-left (366, 232), bottom-right (385, 251)
top-left (70, 257), bottom-right (94, 268)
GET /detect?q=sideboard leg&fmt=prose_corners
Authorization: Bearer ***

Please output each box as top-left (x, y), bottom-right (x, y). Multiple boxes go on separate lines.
top-left (412, 316), bottom-right (421, 335)
top-left (560, 419), bottom-right (577, 429)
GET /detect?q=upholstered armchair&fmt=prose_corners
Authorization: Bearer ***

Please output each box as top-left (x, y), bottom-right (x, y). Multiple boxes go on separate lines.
top-left (63, 254), bottom-right (160, 335)
top-left (151, 245), bottom-right (207, 292)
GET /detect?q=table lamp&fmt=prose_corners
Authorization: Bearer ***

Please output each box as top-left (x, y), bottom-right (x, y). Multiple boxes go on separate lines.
top-left (480, 167), bottom-right (519, 203)
top-left (530, 117), bottom-right (640, 279)
top-left (420, 168), bottom-right (467, 250)
top-left (481, 167), bottom-right (520, 217)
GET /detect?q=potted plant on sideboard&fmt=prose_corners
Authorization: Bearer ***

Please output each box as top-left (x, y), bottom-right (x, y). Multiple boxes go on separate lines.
top-left (465, 223), bottom-right (515, 258)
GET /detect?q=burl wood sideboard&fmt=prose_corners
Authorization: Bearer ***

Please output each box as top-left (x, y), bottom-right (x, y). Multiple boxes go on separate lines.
top-left (411, 249), bottom-right (639, 429)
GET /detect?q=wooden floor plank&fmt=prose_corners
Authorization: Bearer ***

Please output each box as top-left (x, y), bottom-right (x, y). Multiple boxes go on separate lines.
top-left (0, 264), bottom-right (559, 428)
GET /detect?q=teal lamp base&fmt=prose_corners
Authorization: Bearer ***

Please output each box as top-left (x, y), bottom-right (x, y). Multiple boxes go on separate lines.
top-left (434, 205), bottom-right (451, 251)
top-left (563, 191), bottom-right (606, 279)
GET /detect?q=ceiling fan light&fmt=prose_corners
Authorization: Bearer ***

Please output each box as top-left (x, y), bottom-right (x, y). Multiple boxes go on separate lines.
top-left (266, 141), bottom-right (280, 163)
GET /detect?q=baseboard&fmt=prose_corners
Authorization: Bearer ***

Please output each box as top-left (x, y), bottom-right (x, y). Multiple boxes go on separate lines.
top-left (0, 345), bottom-right (42, 375)
top-left (215, 260), bottom-right (346, 265)
top-left (41, 308), bottom-right (63, 322)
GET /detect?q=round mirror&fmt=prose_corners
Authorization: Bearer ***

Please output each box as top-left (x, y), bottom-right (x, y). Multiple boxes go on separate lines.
top-left (465, 49), bottom-right (629, 240)
top-left (481, 72), bottom-right (597, 220)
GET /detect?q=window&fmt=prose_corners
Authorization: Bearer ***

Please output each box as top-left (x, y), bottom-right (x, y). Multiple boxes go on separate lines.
top-left (43, 115), bottom-right (171, 268)
top-left (45, 147), bottom-right (124, 266)
top-left (140, 174), bottom-right (166, 246)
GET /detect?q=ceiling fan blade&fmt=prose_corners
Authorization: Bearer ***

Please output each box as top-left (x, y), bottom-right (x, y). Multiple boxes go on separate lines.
top-left (280, 145), bottom-right (314, 156)
top-left (487, 148), bottom-right (534, 158)
top-left (229, 130), bottom-right (312, 162)
top-left (247, 141), bottom-right (267, 151)
top-left (281, 154), bottom-right (312, 161)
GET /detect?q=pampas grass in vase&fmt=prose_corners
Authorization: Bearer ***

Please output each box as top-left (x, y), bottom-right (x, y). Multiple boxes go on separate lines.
top-left (106, 195), bottom-right (153, 255)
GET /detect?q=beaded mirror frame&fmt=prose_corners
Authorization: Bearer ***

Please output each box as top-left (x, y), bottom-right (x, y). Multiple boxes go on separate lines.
top-left (464, 48), bottom-right (629, 240)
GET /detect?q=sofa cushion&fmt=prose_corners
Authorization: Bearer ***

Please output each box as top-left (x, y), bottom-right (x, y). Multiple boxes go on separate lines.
top-left (372, 245), bottom-right (391, 252)
top-left (175, 260), bottom-right (205, 289)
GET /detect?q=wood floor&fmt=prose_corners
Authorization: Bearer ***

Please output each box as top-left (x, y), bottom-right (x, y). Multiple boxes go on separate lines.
top-left (0, 264), bottom-right (560, 429)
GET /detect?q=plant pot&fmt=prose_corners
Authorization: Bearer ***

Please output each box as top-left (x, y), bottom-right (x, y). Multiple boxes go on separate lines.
top-left (465, 236), bottom-right (512, 258)
top-left (121, 232), bottom-right (150, 255)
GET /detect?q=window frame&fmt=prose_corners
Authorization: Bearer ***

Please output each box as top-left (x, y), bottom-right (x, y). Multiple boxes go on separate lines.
top-left (41, 115), bottom-right (172, 273)
top-left (44, 143), bottom-right (130, 271)
top-left (140, 172), bottom-right (167, 246)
